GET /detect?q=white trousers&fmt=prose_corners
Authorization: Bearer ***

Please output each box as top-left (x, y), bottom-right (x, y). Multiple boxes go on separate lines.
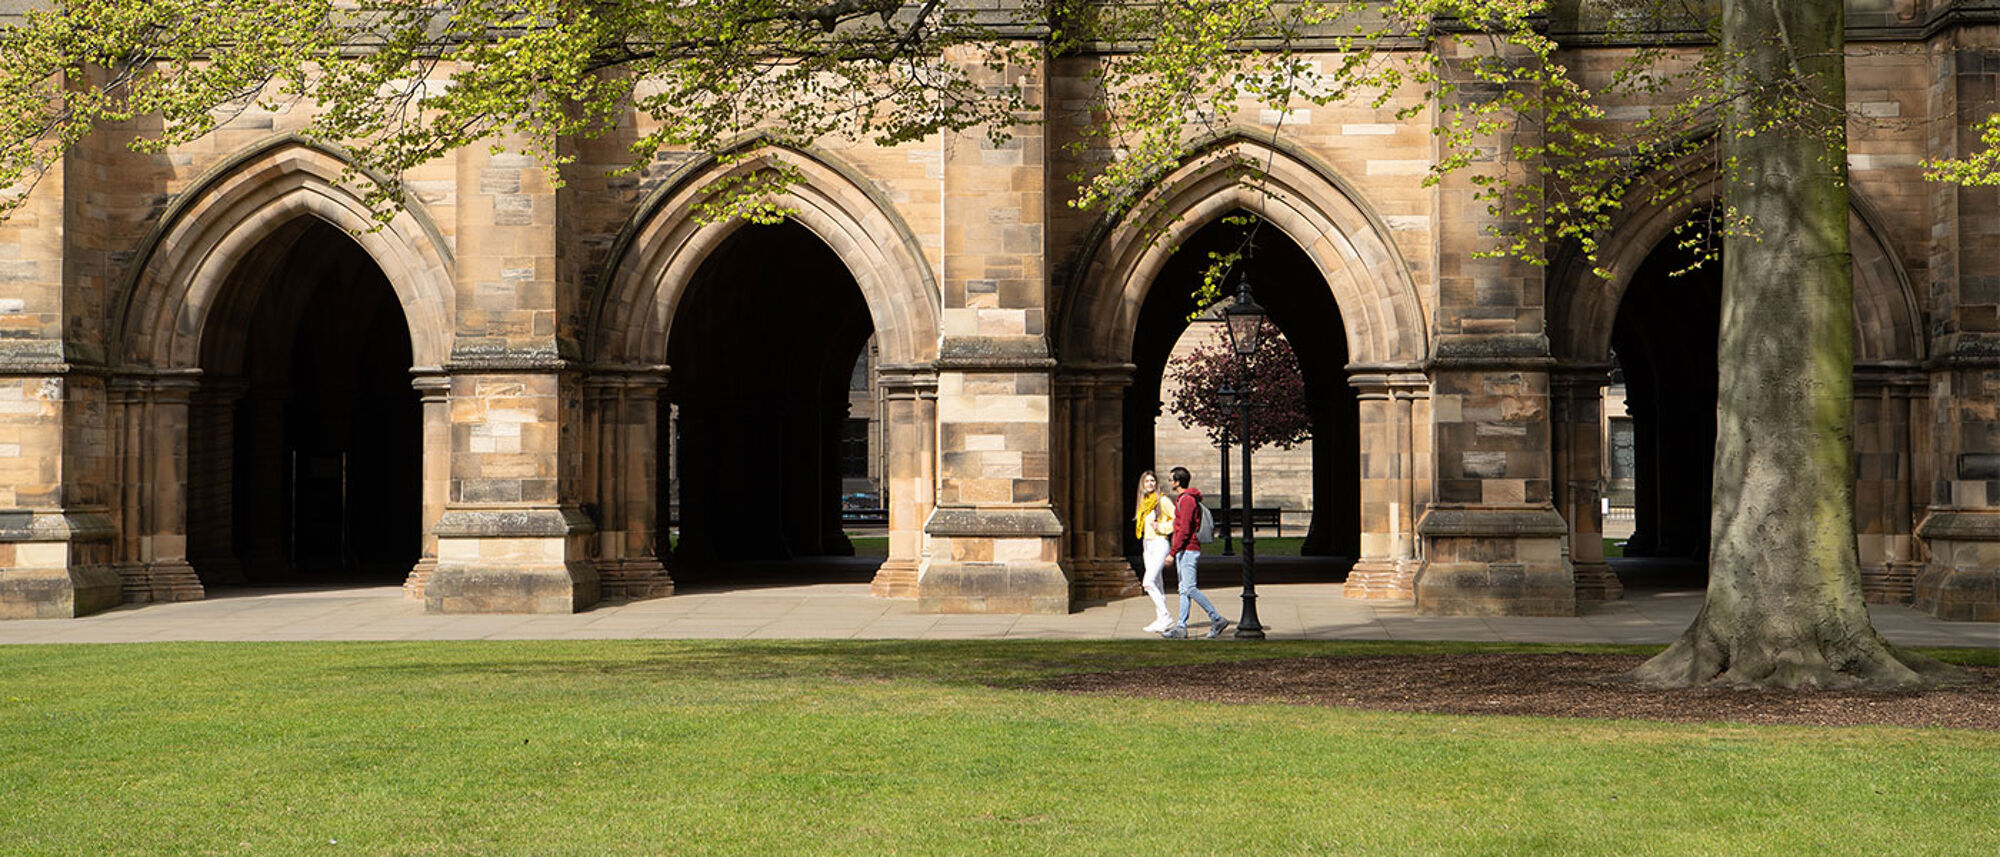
top-left (1140, 538), bottom-right (1172, 622)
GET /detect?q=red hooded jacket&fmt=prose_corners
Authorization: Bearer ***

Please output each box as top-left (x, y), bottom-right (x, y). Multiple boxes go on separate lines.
top-left (1170, 487), bottom-right (1203, 555)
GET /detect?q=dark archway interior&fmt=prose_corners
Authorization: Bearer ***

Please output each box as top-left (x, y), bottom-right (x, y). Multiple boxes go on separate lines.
top-left (190, 219), bottom-right (421, 585)
top-left (1124, 211), bottom-right (1360, 562)
top-left (666, 221), bottom-right (875, 578)
top-left (1611, 232), bottom-right (1720, 567)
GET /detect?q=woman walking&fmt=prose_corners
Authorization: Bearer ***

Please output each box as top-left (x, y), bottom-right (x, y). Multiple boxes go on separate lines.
top-left (1134, 470), bottom-right (1176, 633)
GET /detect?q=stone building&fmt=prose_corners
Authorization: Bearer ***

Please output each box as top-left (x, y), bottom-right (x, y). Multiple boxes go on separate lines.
top-left (2, 1), bottom-right (1995, 620)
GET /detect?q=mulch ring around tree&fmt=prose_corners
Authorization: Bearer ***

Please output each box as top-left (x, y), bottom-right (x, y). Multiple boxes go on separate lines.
top-left (1037, 653), bottom-right (2000, 729)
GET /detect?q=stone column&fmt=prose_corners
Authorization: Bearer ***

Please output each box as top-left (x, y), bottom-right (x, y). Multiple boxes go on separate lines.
top-left (1345, 368), bottom-right (1428, 599)
top-left (1853, 365), bottom-right (1924, 604)
top-left (584, 367), bottom-right (673, 600)
top-left (104, 374), bottom-right (205, 603)
top-left (403, 372), bottom-right (452, 599)
top-left (914, 47), bottom-right (1068, 614)
top-left (1552, 365), bottom-right (1620, 601)
top-left (425, 367), bottom-right (599, 614)
top-left (872, 364), bottom-right (937, 598)
top-left (1412, 33), bottom-right (1574, 616)
top-left (1056, 364), bottom-right (1140, 601)
top-left (422, 136), bottom-right (598, 613)
top-left (0, 372), bottom-right (120, 619)
top-left (1913, 34), bottom-right (2000, 621)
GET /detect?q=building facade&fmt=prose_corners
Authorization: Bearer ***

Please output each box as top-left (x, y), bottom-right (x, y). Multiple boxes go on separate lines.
top-left (1, 1), bottom-right (1995, 620)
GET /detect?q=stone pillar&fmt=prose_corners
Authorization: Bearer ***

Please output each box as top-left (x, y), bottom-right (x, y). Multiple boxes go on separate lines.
top-left (1345, 368), bottom-right (1428, 600)
top-left (0, 372), bottom-right (121, 619)
top-left (1853, 365), bottom-right (1924, 604)
top-left (1057, 365), bottom-right (1141, 601)
top-left (1912, 35), bottom-right (2000, 621)
top-left (584, 367), bottom-right (673, 600)
top-left (425, 368), bottom-right (599, 614)
top-left (913, 48), bottom-right (1068, 614)
top-left (1552, 365), bottom-right (1620, 601)
top-left (403, 372), bottom-right (451, 599)
top-left (1914, 361), bottom-right (2000, 621)
top-left (104, 374), bottom-right (205, 603)
top-left (1412, 33), bottom-right (1574, 616)
top-left (872, 364), bottom-right (937, 598)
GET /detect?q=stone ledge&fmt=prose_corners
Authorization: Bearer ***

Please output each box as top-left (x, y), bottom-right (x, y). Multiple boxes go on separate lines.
top-left (937, 336), bottom-right (1055, 369)
top-left (433, 507), bottom-right (596, 538)
top-left (1416, 505), bottom-right (1570, 538)
top-left (0, 510), bottom-right (116, 542)
top-left (1427, 333), bottom-right (1554, 369)
top-left (923, 506), bottom-right (1064, 537)
top-left (1915, 508), bottom-right (2000, 541)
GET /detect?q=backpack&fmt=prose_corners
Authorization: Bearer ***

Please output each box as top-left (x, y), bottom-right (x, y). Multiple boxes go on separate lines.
top-left (1195, 503), bottom-right (1215, 544)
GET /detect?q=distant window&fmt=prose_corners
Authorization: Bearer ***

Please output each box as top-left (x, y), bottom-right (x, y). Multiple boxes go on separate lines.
top-left (841, 418), bottom-right (869, 478)
top-left (849, 352), bottom-right (869, 391)
top-left (1610, 419), bottom-right (1636, 480)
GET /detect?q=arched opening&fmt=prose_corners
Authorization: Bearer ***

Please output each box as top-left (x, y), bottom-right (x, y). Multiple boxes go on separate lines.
top-left (664, 220), bottom-right (879, 583)
top-left (1606, 231), bottom-right (1720, 585)
top-left (1126, 212), bottom-right (1361, 576)
top-left (188, 218), bottom-right (422, 586)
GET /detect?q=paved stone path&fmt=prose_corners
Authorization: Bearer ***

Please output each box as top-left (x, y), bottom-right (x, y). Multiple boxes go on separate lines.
top-left (3, 582), bottom-right (1994, 648)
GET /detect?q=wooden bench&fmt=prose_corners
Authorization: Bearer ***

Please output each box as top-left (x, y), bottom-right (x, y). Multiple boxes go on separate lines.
top-left (1213, 506), bottom-right (1283, 537)
top-left (840, 508), bottom-right (888, 527)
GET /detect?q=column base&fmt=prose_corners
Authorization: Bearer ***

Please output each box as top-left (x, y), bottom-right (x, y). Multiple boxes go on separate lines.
top-left (598, 557), bottom-right (674, 600)
top-left (120, 560), bottom-right (206, 604)
top-left (1913, 509), bottom-right (2000, 621)
top-left (917, 560), bottom-right (1072, 614)
top-left (426, 508), bottom-right (601, 614)
top-left (1415, 506), bottom-right (1576, 617)
top-left (1572, 561), bottom-right (1623, 601)
top-left (1, 512), bottom-right (125, 618)
top-left (870, 558), bottom-right (920, 599)
top-left (1342, 559), bottom-right (1417, 600)
top-left (404, 558), bottom-right (436, 600)
top-left (1861, 560), bottom-right (1920, 605)
top-left (426, 561), bottom-right (600, 614)
top-left (1069, 557), bottom-right (1142, 601)
top-left (916, 506), bottom-right (1071, 614)
top-left (0, 566), bottom-right (123, 619)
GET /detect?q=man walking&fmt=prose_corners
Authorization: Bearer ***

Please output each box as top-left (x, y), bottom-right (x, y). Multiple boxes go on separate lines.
top-left (1162, 466), bottom-right (1231, 639)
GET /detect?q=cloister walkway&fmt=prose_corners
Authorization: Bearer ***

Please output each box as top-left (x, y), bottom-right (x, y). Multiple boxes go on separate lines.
top-left (3, 580), bottom-right (1993, 648)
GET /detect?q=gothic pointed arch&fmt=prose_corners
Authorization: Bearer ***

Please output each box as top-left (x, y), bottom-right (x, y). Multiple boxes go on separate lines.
top-left (589, 142), bottom-right (940, 367)
top-left (1058, 133), bottom-right (1427, 368)
top-left (1548, 168), bottom-right (1923, 364)
top-left (113, 137), bottom-right (455, 369)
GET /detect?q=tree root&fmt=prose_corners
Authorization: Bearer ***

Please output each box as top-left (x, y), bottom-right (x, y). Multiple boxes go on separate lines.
top-left (1618, 616), bottom-right (1974, 690)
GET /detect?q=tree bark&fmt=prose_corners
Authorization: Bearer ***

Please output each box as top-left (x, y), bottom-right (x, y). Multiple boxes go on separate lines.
top-left (1625, 0), bottom-right (1957, 688)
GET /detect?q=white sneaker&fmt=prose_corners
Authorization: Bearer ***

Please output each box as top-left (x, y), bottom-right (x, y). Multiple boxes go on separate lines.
top-left (1142, 618), bottom-right (1169, 633)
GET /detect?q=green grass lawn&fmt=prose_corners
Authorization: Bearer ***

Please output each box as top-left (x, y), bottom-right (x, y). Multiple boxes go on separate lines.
top-left (3, 641), bottom-right (1994, 855)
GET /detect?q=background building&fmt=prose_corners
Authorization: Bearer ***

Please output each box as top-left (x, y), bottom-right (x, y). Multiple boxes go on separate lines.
top-left (1, 1), bottom-right (1993, 620)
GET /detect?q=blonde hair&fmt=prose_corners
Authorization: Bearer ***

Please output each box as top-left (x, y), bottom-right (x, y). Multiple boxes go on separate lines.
top-left (1134, 470), bottom-right (1161, 540)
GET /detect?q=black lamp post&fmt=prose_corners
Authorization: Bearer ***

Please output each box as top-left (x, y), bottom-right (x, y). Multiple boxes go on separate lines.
top-left (1219, 275), bottom-right (1267, 639)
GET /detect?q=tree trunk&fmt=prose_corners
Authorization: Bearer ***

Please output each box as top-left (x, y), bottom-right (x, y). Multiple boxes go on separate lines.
top-left (1625, 0), bottom-right (1956, 688)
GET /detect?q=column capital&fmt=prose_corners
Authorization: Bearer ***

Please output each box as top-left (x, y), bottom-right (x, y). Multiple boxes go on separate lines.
top-left (878, 363), bottom-right (939, 400)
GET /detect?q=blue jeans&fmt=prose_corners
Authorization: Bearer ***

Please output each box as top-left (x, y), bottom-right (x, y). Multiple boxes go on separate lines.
top-left (1174, 549), bottom-right (1223, 629)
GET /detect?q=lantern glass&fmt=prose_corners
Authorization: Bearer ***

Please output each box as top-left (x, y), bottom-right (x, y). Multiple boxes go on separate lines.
top-left (1222, 280), bottom-right (1267, 357)
top-left (1216, 383), bottom-right (1240, 409)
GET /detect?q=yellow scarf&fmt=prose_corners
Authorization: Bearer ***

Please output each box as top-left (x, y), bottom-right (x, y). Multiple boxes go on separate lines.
top-left (1135, 492), bottom-right (1160, 539)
